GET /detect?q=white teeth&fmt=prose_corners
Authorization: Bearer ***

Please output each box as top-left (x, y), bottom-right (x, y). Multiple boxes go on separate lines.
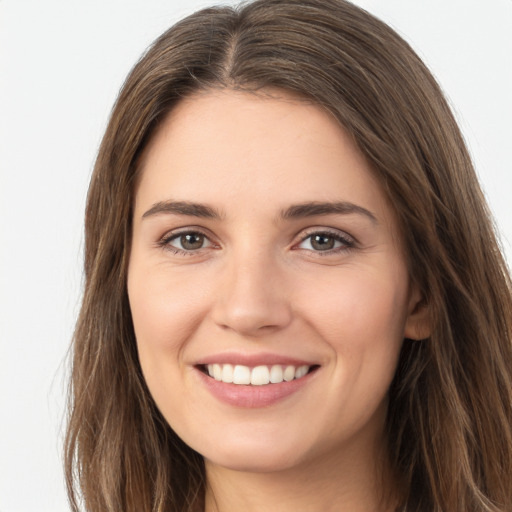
top-left (221, 363), bottom-right (234, 383)
top-left (233, 365), bottom-right (251, 385)
top-left (206, 363), bottom-right (312, 385)
top-left (251, 366), bottom-right (270, 386)
top-left (269, 364), bottom-right (283, 383)
top-left (283, 365), bottom-right (295, 382)
top-left (213, 363), bottom-right (222, 381)
top-left (295, 365), bottom-right (309, 379)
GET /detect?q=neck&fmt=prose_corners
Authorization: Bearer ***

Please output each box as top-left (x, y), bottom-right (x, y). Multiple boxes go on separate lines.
top-left (204, 431), bottom-right (399, 512)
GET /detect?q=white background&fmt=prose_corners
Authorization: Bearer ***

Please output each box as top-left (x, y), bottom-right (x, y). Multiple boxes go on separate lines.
top-left (0, 1), bottom-right (510, 510)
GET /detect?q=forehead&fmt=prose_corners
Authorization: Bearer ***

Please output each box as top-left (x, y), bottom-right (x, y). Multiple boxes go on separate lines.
top-left (134, 89), bottom-right (393, 227)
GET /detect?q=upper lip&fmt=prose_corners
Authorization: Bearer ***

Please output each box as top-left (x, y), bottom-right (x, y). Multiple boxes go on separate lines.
top-left (194, 352), bottom-right (320, 367)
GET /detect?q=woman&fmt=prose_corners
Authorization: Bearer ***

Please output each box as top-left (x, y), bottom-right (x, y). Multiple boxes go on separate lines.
top-left (65, 0), bottom-right (512, 511)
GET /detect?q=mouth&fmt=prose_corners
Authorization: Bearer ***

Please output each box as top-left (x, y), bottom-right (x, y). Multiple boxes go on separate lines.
top-left (199, 363), bottom-right (320, 386)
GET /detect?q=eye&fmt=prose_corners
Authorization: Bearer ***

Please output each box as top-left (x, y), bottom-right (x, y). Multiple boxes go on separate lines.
top-left (160, 230), bottom-right (214, 253)
top-left (296, 230), bottom-right (354, 252)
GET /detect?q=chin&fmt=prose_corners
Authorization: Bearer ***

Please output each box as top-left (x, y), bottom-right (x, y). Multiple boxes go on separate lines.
top-left (196, 430), bottom-right (309, 474)
top-left (205, 447), bottom-right (301, 474)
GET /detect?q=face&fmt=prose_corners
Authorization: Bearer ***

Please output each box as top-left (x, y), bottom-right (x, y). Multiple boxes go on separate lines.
top-left (128, 89), bottom-right (426, 474)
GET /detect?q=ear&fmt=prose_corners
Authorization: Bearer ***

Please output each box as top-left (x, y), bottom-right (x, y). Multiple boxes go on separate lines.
top-left (403, 284), bottom-right (431, 340)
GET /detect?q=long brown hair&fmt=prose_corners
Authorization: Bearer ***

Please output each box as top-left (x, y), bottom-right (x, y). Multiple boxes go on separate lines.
top-left (65, 1), bottom-right (512, 510)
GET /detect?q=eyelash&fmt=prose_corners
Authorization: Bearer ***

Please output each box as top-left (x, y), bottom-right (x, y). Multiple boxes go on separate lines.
top-left (158, 229), bottom-right (215, 256)
top-left (157, 228), bottom-right (356, 256)
top-left (294, 228), bottom-right (356, 255)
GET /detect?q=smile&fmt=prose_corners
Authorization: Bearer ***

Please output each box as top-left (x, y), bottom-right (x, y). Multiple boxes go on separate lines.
top-left (194, 354), bottom-right (321, 407)
top-left (206, 364), bottom-right (312, 385)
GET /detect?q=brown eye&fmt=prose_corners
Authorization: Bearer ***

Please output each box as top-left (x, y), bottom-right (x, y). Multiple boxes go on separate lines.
top-left (297, 230), bottom-right (354, 253)
top-left (179, 233), bottom-right (205, 250)
top-left (310, 234), bottom-right (335, 251)
top-left (163, 231), bottom-right (213, 252)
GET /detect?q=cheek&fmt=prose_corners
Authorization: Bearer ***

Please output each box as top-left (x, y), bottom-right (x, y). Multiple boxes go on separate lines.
top-left (302, 268), bottom-right (408, 345)
top-left (127, 264), bottom-right (210, 399)
top-left (129, 264), bottom-right (208, 344)
top-left (296, 270), bottom-right (407, 434)
top-left (298, 266), bottom-right (408, 405)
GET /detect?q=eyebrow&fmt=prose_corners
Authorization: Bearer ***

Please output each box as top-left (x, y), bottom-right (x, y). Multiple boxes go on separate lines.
top-left (142, 200), bottom-right (223, 220)
top-left (141, 199), bottom-right (377, 224)
top-left (280, 201), bottom-right (378, 224)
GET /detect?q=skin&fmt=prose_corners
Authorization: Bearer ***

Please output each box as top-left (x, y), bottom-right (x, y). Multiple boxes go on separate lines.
top-left (127, 89), bottom-right (429, 512)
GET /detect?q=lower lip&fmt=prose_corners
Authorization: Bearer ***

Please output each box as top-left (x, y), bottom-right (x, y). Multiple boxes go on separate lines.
top-left (195, 367), bottom-right (317, 408)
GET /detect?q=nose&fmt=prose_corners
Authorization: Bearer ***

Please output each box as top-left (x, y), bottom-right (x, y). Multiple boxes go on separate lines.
top-left (211, 249), bottom-right (293, 337)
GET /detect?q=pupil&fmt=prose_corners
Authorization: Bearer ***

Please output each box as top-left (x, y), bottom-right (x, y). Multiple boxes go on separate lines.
top-left (311, 234), bottom-right (334, 251)
top-left (181, 233), bottom-right (204, 250)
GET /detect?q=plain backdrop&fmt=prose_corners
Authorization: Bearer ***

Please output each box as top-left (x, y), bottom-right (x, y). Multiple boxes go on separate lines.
top-left (0, 1), bottom-right (511, 510)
